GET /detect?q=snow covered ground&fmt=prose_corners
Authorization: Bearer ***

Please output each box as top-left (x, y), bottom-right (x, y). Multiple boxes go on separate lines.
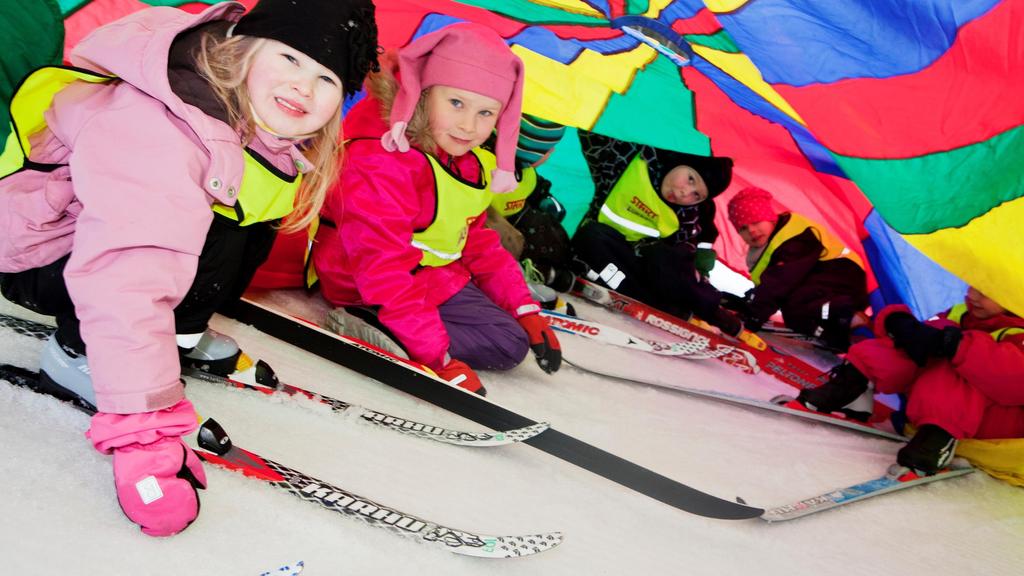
top-left (1, 292), bottom-right (1022, 575)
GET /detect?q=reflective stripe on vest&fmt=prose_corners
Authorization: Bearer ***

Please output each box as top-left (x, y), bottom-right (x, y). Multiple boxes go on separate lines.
top-left (3, 66), bottom-right (300, 227)
top-left (478, 147), bottom-right (537, 217)
top-left (750, 212), bottom-right (865, 285)
top-left (946, 303), bottom-right (1024, 341)
top-left (412, 149), bottom-right (492, 267)
top-left (597, 155), bottom-right (679, 242)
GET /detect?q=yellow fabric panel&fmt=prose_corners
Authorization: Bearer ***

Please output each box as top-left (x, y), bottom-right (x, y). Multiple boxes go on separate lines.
top-left (0, 127), bottom-right (20, 177)
top-left (572, 43), bottom-right (658, 94)
top-left (692, 45), bottom-right (805, 126)
top-left (514, 44), bottom-right (656, 129)
top-left (956, 438), bottom-right (1024, 487)
top-left (904, 195), bottom-right (1024, 318)
top-left (514, 46), bottom-right (611, 129)
top-left (641, 0), bottom-right (677, 17)
top-left (526, 0), bottom-right (605, 17)
top-left (703, 0), bottom-right (752, 13)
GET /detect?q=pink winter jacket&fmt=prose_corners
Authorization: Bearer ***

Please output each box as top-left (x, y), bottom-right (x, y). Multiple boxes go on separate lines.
top-left (312, 90), bottom-right (535, 370)
top-left (0, 3), bottom-right (307, 413)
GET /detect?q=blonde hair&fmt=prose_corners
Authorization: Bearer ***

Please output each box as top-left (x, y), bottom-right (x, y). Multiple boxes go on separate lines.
top-left (195, 31), bottom-right (343, 234)
top-left (366, 51), bottom-right (436, 156)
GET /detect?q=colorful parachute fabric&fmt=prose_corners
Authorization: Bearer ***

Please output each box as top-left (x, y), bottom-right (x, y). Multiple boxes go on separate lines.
top-left (369, 0), bottom-right (882, 300)
top-left (13, 0), bottom-right (1018, 317)
top-left (710, 0), bottom-right (1023, 318)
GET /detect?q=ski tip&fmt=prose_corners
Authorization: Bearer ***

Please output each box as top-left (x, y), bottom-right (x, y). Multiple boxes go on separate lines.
top-left (503, 421), bottom-right (550, 442)
top-left (449, 531), bottom-right (564, 558)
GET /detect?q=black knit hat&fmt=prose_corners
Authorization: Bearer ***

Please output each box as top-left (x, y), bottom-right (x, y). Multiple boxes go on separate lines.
top-left (657, 149), bottom-right (734, 199)
top-left (234, 0), bottom-right (380, 97)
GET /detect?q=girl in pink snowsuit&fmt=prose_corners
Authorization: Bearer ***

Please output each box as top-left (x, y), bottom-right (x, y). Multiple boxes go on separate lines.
top-left (0, 1), bottom-right (378, 536)
top-left (311, 24), bottom-right (562, 395)
top-left (799, 287), bottom-right (1024, 474)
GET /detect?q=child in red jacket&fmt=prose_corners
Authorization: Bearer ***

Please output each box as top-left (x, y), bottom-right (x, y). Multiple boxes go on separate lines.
top-left (798, 287), bottom-right (1024, 475)
top-left (310, 24), bottom-right (561, 395)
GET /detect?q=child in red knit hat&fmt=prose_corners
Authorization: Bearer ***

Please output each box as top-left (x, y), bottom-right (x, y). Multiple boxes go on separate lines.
top-left (725, 186), bottom-right (869, 350)
top-left (310, 23), bottom-right (562, 396)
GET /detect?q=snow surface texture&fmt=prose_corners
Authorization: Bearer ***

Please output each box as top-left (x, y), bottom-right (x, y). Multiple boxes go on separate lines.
top-left (1, 291), bottom-right (1022, 575)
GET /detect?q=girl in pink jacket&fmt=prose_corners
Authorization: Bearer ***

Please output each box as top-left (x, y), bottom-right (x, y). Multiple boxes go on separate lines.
top-left (798, 287), bottom-right (1024, 475)
top-left (311, 23), bottom-right (562, 396)
top-left (0, 1), bottom-right (378, 536)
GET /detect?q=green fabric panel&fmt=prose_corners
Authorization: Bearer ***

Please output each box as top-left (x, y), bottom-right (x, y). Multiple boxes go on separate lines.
top-left (833, 123), bottom-right (1024, 234)
top-left (592, 55), bottom-right (710, 156)
top-left (539, 127), bottom-right (594, 235)
top-left (625, 0), bottom-right (651, 14)
top-left (458, 1), bottom-right (607, 25)
top-left (0, 0), bottom-right (64, 144)
top-left (684, 30), bottom-right (740, 53)
top-left (57, 0), bottom-right (90, 16)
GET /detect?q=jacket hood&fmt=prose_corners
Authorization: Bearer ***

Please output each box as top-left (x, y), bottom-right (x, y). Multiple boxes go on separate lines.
top-left (70, 3), bottom-right (246, 145)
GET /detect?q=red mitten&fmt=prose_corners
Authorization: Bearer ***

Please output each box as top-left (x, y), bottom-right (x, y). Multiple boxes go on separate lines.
top-left (517, 312), bottom-right (562, 373)
top-left (436, 358), bottom-right (486, 396)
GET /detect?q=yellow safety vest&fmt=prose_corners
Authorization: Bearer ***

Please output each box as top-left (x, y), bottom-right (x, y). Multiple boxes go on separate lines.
top-left (478, 148), bottom-right (537, 217)
top-left (411, 149), bottom-right (493, 267)
top-left (2, 66), bottom-right (300, 226)
top-left (946, 303), bottom-right (1024, 341)
top-left (749, 213), bottom-right (864, 285)
top-left (596, 155), bottom-right (679, 242)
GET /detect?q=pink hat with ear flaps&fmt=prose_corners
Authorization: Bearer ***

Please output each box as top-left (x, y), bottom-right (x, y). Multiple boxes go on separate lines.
top-left (380, 23), bottom-right (525, 193)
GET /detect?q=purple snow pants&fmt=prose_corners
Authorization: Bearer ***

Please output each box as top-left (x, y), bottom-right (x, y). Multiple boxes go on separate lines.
top-left (440, 283), bottom-right (530, 371)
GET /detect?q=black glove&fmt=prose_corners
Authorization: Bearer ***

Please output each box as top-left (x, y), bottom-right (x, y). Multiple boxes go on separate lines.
top-left (741, 314), bottom-right (765, 333)
top-left (885, 313), bottom-right (962, 367)
top-left (720, 292), bottom-right (750, 315)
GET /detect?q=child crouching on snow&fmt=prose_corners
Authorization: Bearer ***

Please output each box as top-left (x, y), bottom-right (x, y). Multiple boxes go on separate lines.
top-left (310, 23), bottom-right (562, 396)
top-left (724, 187), bottom-right (869, 350)
top-left (0, 0), bottom-right (378, 536)
top-left (571, 130), bottom-right (741, 336)
top-left (798, 287), bottom-right (1024, 475)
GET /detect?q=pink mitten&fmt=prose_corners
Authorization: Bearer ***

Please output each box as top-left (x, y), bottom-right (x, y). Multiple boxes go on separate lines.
top-left (88, 399), bottom-right (207, 537)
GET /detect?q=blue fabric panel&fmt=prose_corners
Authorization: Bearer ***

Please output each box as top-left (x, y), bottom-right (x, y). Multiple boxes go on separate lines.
top-left (863, 210), bottom-right (967, 319)
top-left (718, 0), bottom-right (1001, 86)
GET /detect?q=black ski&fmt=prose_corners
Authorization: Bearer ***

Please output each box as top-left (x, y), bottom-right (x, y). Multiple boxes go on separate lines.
top-left (221, 297), bottom-right (765, 520)
top-left (0, 313), bottom-right (546, 447)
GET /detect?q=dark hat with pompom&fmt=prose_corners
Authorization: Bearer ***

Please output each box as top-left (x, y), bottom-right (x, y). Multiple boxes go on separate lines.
top-left (234, 0), bottom-right (380, 97)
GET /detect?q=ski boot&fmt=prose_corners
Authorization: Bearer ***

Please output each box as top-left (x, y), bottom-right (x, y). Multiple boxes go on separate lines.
top-left (527, 282), bottom-right (576, 317)
top-left (179, 329), bottom-right (277, 387)
top-left (324, 307), bottom-right (410, 359)
top-left (796, 361), bottom-right (874, 422)
top-left (521, 258), bottom-right (576, 294)
top-left (896, 424), bottom-right (958, 476)
top-left (38, 334), bottom-right (97, 411)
